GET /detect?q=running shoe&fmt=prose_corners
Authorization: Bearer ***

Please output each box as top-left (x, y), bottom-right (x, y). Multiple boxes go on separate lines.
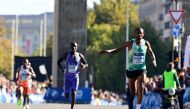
top-left (17, 98), bottom-right (22, 109)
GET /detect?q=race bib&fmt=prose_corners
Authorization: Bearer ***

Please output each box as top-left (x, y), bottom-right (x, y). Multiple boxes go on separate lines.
top-left (20, 67), bottom-right (30, 81)
top-left (133, 53), bottom-right (145, 64)
top-left (68, 64), bottom-right (78, 73)
top-left (21, 74), bottom-right (28, 80)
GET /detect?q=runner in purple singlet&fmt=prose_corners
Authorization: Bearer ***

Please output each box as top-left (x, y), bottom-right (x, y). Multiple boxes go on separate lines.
top-left (57, 42), bottom-right (88, 109)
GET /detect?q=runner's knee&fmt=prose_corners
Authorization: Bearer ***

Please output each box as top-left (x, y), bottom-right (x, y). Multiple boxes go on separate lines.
top-left (129, 88), bottom-right (136, 95)
top-left (71, 89), bottom-right (76, 95)
top-left (128, 79), bottom-right (136, 95)
top-left (137, 83), bottom-right (145, 94)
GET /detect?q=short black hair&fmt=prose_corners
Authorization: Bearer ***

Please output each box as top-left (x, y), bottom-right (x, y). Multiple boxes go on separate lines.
top-left (135, 27), bottom-right (143, 32)
top-left (70, 42), bottom-right (78, 47)
top-left (23, 58), bottom-right (29, 62)
top-left (166, 62), bottom-right (174, 72)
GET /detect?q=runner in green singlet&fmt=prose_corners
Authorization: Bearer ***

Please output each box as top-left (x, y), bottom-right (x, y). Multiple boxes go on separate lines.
top-left (98, 27), bottom-right (157, 109)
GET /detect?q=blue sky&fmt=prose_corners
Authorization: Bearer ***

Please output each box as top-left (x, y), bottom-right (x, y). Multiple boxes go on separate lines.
top-left (0, 0), bottom-right (99, 15)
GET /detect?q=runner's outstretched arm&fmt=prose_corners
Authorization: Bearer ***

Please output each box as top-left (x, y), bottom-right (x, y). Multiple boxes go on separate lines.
top-left (98, 41), bottom-right (131, 55)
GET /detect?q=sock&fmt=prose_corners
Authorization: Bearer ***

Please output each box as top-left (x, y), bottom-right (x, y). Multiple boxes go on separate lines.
top-left (136, 104), bottom-right (141, 109)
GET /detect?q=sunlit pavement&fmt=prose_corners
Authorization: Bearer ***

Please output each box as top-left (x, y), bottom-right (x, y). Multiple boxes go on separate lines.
top-left (0, 103), bottom-right (129, 109)
top-left (1, 103), bottom-right (190, 109)
top-left (184, 102), bottom-right (190, 109)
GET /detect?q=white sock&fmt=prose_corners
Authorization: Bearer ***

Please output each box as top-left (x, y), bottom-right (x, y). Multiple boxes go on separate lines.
top-left (136, 104), bottom-right (141, 109)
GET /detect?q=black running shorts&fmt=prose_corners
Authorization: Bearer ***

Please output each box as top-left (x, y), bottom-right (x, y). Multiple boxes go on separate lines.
top-left (126, 70), bottom-right (146, 78)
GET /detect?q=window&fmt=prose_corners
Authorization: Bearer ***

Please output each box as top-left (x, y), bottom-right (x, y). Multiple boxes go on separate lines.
top-left (164, 21), bottom-right (170, 29)
top-left (164, 2), bottom-right (171, 14)
top-left (159, 14), bottom-right (164, 21)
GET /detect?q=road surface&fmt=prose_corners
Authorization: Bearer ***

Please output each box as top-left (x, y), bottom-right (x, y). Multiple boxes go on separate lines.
top-left (0, 103), bottom-right (129, 109)
top-left (1, 103), bottom-right (190, 109)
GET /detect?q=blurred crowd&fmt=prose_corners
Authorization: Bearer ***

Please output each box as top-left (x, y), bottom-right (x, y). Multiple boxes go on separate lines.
top-left (0, 73), bottom-right (125, 106)
top-left (133, 70), bottom-right (190, 108)
top-left (91, 69), bottom-right (190, 107)
top-left (1, 70), bottom-right (190, 107)
top-left (91, 89), bottom-right (123, 106)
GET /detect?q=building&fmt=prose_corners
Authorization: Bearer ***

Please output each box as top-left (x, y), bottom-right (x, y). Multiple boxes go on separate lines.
top-left (139, 0), bottom-right (184, 39)
top-left (0, 12), bottom-right (53, 56)
top-left (139, 0), bottom-right (190, 68)
top-left (182, 0), bottom-right (190, 48)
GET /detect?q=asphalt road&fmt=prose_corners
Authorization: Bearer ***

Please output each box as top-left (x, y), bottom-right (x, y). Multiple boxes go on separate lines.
top-left (0, 103), bottom-right (129, 109)
top-left (1, 103), bottom-right (190, 109)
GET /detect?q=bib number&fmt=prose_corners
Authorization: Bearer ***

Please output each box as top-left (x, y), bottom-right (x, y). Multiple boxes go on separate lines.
top-left (133, 53), bottom-right (145, 64)
top-left (68, 65), bottom-right (77, 73)
top-left (21, 74), bottom-right (28, 80)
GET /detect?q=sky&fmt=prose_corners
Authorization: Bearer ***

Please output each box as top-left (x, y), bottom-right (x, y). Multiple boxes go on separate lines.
top-left (0, 0), bottom-right (54, 15)
top-left (0, 0), bottom-right (99, 15)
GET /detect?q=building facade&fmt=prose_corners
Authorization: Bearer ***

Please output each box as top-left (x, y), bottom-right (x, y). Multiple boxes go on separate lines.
top-left (0, 13), bottom-right (53, 56)
top-left (139, 0), bottom-right (185, 39)
top-left (182, 0), bottom-right (190, 48)
top-left (139, 0), bottom-right (190, 69)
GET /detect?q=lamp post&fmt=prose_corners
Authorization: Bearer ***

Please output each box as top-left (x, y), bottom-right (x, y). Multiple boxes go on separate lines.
top-left (11, 20), bottom-right (15, 79)
top-left (125, 0), bottom-right (130, 91)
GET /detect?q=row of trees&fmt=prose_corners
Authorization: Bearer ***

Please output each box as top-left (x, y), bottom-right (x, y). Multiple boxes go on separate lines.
top-left (0, 18), bottom-right (13, 78)
top-left (87, 0), bottom-right (172, 93)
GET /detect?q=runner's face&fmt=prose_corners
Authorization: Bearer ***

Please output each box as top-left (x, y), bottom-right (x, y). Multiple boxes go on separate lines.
top-left (23, 60), bottom-right (29, 67)
top-left (134, 28), bottom-right (144, 40)
top-left (71, 43), bottom-right (78, 52)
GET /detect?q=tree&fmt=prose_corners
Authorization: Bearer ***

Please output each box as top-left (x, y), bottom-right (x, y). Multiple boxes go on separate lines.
top-left (46, 32), bottom-right (53, 57)
top-left (0, 18), bottom-right (6, 37)
top-left (0, 19), bottom-right (12, 79)
top-left (0, 37), bottom-right (12, 79)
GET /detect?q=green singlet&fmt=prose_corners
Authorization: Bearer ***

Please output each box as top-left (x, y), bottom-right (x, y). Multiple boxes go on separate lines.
top-left (128, 39), bottom-right (147, 71)
top-left (164, 69), bottom-right (177, 90)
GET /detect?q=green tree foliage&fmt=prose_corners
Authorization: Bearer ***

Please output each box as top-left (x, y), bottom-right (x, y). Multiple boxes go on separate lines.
top-left (0, 19), bottom-right (12, 79)
top-left (0, 18), bottom-right (6, 37)
top-left (46, 32), bottom-right (53, 56)
top-left (0, 38), bottom-right (12, 79)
